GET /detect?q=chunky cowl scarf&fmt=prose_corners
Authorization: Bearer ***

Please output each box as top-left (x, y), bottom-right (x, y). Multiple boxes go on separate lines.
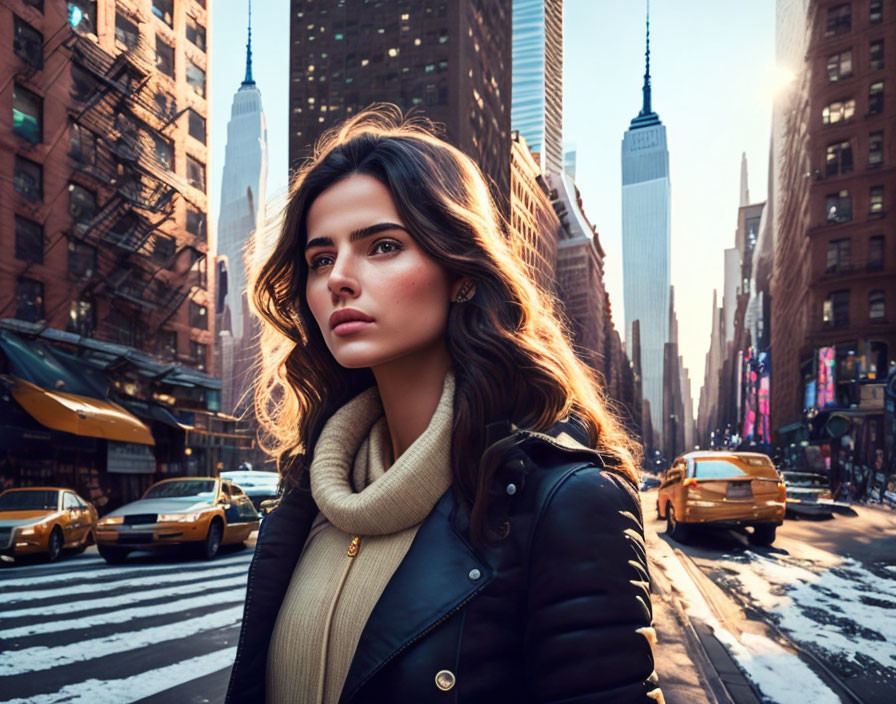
top-left (266, 370), bottom-right (455, 704)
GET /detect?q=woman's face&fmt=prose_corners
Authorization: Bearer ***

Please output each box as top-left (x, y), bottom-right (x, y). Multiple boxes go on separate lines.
top-left (303, 172), bottom-right (458, 370)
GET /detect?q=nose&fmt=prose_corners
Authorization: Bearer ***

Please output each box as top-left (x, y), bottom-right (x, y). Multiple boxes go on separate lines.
top-left (326, 250), bottom-right (359, 299)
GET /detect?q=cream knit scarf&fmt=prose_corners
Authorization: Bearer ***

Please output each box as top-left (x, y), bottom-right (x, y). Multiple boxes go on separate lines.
top-left (266, 369), bottom-right (455, 704)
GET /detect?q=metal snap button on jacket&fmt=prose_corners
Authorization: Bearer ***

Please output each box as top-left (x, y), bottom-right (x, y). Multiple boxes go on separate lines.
top-left (506, 483), bottom-right (517, 495)
top-left (435, 669), bottom-right (456, 691)
top-left (468, 568), bottom-right (481, 580)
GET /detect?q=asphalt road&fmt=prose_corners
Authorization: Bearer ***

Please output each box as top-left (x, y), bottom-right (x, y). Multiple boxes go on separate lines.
top-left (0, 540), bottom-right (255, 704)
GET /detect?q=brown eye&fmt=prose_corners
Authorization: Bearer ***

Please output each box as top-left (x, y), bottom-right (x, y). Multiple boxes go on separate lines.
top-left (371, 240), bottom-right (402, 255)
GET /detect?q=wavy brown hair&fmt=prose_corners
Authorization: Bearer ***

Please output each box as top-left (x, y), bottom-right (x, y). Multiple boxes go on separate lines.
top-left (248, 104), bottom-right (641, 542)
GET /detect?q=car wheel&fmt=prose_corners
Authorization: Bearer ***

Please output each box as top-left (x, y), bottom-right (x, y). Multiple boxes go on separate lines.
top-left (200, 519), bottom-right (223, 560)
top-left (99, 545), bottom-right (130, 564)
top-left (47, 527), bottom-right (63, 562)
top-left (748, 524), bottom-right (776, 547)
top-left (665, 506), bottom-right (690, 543)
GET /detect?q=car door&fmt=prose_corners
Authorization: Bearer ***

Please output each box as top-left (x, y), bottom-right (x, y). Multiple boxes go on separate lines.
top-left (228, 484), bottom-right (260, 539)
top-left (61, 492), bottom-right (85, 545)
top-left (659, 461), bottom-right (685, 515)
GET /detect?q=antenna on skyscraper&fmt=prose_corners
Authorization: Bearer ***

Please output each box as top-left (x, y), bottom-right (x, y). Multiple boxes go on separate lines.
top-left (243, 0), bottom-right (255, 86)
top-left (641, 0), bottom-right (652, 117)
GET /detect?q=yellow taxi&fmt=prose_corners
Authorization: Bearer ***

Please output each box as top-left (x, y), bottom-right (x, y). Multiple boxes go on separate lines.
top-left (0, 487), bottom-right (98, 562)
top-left (95, 477), bottom-right (260, 563)
top-left (656, 451), bottom-right (786, 546)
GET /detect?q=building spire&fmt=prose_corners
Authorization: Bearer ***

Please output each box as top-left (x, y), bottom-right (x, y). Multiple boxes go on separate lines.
top-left (640, 0), bottom-right (652, 117)
top-left (242, 0), bottom-right (255, 86)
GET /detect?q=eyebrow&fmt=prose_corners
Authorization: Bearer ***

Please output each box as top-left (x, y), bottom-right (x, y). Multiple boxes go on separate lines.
top-left (304, 222), bottom-right (409, 253)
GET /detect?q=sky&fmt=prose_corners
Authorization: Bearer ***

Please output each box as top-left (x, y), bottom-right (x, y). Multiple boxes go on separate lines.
top-left (211, 0), bottom-right (777, 409)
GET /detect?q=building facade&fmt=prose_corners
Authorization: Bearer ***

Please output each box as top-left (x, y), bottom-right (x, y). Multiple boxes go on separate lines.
top-left (621, 10), bottom-right (671, 443)
top-left (511, 0), bottom-right (563, 176)
top-left (1, 0), bottom-right (245, 507)
top-left (771, 0), bottom-right (895, 469)
top-left (288, 0), bottom-right (512, 214)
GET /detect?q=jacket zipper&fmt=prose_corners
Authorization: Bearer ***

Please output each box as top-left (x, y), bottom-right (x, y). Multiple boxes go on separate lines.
top-left (343, 582), bottom-right (488, 702)
top-left (317, 536), bottom-right (361, 704)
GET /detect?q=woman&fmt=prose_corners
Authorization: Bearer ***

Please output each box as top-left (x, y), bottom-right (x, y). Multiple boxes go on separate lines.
top-left (226, 105), bottom-right (661, 703)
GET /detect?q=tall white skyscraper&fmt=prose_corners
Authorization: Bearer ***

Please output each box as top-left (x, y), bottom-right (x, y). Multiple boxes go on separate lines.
top-left (512, 0), bottom-right (563, 176)
top-left (621, 4), bottom-right (670, 442)
top-left (218, 2), bottom-right (268, 412)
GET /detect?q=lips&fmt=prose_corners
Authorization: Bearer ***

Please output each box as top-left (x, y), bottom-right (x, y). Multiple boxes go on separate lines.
top-left (329, 308), bottom-right (375, 330)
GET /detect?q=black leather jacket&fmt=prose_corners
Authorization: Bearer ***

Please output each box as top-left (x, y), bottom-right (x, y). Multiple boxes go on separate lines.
top-left (225, 418), bottom-right (661, 703)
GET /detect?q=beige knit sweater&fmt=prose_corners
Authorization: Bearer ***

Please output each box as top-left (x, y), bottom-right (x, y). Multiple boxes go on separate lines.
top-left (266, 370), bottom-right (456, 704)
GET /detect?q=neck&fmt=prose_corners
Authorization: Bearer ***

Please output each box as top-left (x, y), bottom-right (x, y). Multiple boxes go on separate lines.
top-left (370, 342), bottom-right (453, 463)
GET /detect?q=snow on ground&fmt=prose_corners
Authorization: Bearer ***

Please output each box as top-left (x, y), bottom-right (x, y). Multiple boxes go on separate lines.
top-left (714, 550), bottom-right (896, 679)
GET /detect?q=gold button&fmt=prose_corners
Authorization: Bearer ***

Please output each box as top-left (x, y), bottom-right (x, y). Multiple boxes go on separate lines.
top-left (434, 669), bottom-right (456, 691)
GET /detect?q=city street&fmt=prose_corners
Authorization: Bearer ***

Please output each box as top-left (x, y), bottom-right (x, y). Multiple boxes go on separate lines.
top-left (645, 490), bottom-right (896, 704)
top-left (0, 542), bottom-right (255, 704)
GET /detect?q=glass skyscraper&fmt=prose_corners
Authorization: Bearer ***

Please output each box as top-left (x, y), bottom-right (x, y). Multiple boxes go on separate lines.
top-left (512, 0), bottom-right (563, 176)
top-left (621, 8), bottom-right (670, 442)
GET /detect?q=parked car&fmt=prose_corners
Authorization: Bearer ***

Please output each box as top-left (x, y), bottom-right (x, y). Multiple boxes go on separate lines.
top-left (220, 470), bottom-right (281, 513)
top-left (639, 475), bottom-right (662, 492)
top-left (656, 451), bottom-right (786, 546)
top-left (780, 471), bottom-right (852, 518)
top-left (0, 487), bottom-right (98, 562)
top-left (95, 477), bottom-right (260, 563)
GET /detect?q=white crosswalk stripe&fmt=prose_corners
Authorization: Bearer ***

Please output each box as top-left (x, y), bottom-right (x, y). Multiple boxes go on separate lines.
top-left (0, 549), bottom-right (255, 703)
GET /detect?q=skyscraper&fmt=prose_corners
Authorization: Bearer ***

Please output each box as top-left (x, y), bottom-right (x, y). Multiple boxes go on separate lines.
top-left (621, 3), bottom-right (671, 443)
top-left (218, 2), bottom-right (268, 414)
top-left (511, 0), bottom-right (563, 176)
top-left (288, 1), bottom-right (512, 213)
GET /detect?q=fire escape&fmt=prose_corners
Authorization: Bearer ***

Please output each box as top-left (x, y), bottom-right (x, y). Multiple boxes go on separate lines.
top-left (58, 29), bottom-right (207, 350)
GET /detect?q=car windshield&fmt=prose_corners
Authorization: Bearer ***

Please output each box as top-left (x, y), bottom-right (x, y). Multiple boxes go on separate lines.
top-left (694, 460), bottom-right (749, 480)
top-left (0, 490), bottom-right (58, 511)
top-left (144, 480), bottom-right (217, 499)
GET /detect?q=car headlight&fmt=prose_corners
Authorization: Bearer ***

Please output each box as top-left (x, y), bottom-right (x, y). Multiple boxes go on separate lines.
top-left (98, 516), bottom-right (124, 526)
top-left (157, 511), bottom-right (203, 522)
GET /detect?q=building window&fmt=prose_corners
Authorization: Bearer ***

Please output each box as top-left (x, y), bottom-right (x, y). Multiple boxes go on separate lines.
top-left (826, 238), bottom-right (851, 272)
top-left (826, 50), bottom-right (852, 81)
top-left (67, 298), bottom-right (95, 336)
top-left (156, 330), bottom-right (177, 359)
top-left (186, 155), bottom-right (205, 190)
top-left (68, 183), bottom-right (97, 224)
top-left (189, 301), bottom-right (208, 329)
top-left (13, 16), bottom-right (43, 69)
top-left (190, 340), bottom-right (207, 371)
top-left (825, 4), bottom-right (851, 36)
top-left (156, 36), bottom-right (174, 77)
top-left (822, 99), bottom-right (855, 124)
top-left (14, 155), bottom-right (42, 202)
top-left (151, 236), bottom-right (174, 264)
top-left (869, 185), bottom-right (884, 215)
top-left (186, 16), bottom-right (206, 52)
top-left (186, 59), bottom-right (206, 97)
top-left (823, 290), bottom-right (850, 328)
top-left (825, 140), bottom-right (853, 175)
top-left (869, 40), bottom-right (884, 71)
top-left (153, 134), bottom-right (174, 170)
top-left (152, 0), bottom-right (173, 27)
top-left (869, 81), bottom-right (884, 114)
top-left (868, 130), bottom-right (883, 166)
top-left (13, 83), bottom-right (42, 144)
top-left (870, 0), bottom-right (882, 23)
top-left (15, 278), bottom-right (44, 323)
top-left (67, 1), bottom-right (97, 35)
top-left (115, 12), bottom-right (139, 49)
top-left (187, 109), bottom-right (206, 143)
top-left (186, 206), bottom-right (206, 241)
top-left (68, 239), bottom-right (96, 279)
top-left (69, 122), bottom-right (97, 164)
top-left (15, 215), bottom-right (43, 264)
top-left (869, 291), bottom-right (885, 320)
top-left (825, 190), bottom-right (852, 223)
top-left (868, 235), bottom-right (884, 270)
top-left (70, 64), bottom-right (95, 102)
